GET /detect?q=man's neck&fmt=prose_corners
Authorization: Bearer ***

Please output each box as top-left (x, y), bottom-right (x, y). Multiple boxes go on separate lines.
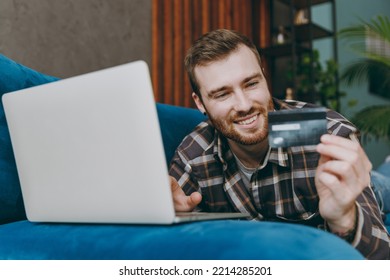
top-left (227, 139), bottom-right (269, 169)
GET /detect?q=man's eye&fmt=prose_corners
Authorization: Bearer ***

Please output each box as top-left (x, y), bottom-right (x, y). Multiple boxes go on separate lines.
top-left (214, 92), bottom-right (229, 99)
top-left (246, 81), bottom-right (259, 88)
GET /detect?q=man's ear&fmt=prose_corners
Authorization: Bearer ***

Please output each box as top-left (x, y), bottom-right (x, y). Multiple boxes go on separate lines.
top-left (192, 92), bottom-right (207, 115)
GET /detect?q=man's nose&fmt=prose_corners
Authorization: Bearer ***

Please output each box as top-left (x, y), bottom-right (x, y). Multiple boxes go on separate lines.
top-left (233, 90), bottom-right (252, 112)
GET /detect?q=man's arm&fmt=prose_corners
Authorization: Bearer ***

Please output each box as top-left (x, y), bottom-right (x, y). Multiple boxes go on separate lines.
top-left (169, 147), bottom-right (204, 212)
top-left (316, 134), bottom-right (390, 259)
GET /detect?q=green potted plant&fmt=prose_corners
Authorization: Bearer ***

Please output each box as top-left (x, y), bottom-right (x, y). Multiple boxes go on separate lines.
top-left (338, 15), bottom-right (390, 140)
top-left (293, 49), bottom-right (345, 111)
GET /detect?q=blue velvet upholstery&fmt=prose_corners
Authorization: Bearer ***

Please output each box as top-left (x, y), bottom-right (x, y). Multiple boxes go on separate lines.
top-left (157, 103), bottom-right (206, 166)
top-left (0, 220), bottom-right (364, 260)
top-left (0, 54), bottom-right (59, 224)
top-left (0, 53), bottom-right (382, 260)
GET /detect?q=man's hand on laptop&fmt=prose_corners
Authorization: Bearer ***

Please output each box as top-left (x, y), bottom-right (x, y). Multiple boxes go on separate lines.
top-left (169, 176), bottom-right (202, 212)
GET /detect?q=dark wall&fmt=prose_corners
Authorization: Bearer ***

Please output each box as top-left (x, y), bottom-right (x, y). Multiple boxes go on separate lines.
top-left (0, 0), bottom-right (151, 78)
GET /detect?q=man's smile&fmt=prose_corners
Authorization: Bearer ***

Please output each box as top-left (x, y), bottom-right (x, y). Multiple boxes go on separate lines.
top-left (235, 113), bottom-right (259, 126)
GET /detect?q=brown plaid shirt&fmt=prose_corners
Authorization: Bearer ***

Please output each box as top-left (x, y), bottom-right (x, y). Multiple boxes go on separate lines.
top-left (169, 99), bottom-right (390, 259)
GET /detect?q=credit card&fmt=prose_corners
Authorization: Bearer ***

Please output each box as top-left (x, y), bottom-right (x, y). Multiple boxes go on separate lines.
top-left (268, 107), bottom-right (327, 148)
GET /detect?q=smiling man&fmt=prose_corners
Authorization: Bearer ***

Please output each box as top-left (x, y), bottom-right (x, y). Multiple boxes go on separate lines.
top-left (168, 29), bottom-right (390, 259)
top-left (192, 43), bottom-right (273, 168)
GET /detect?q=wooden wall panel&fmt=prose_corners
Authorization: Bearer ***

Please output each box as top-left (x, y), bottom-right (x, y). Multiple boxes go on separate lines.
top-left (152, 0), bottom-right (270, 108)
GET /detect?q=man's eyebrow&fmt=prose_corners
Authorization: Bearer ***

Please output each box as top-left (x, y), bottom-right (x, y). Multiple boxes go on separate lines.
top-left (242, 72), bottom-right (263, 83)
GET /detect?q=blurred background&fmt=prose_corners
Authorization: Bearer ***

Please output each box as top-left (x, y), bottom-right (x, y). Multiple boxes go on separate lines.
top-left (0, 0), bottom-right (389, 167)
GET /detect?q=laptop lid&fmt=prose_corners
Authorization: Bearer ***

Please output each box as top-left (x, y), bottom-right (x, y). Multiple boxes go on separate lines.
top-left (2, 61), bottom-right (178, 224)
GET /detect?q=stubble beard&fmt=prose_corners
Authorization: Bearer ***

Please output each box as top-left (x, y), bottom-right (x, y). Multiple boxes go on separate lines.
top-left (207, 99), bottom-right (274, 145)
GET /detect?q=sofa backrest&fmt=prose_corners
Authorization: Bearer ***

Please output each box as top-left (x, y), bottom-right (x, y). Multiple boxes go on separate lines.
top-left (0, 54), bottom-right (59, 224)
top-left (157, 103), bottom-right (206, 165)
top-left (0, 53), bottom-right (206, 224)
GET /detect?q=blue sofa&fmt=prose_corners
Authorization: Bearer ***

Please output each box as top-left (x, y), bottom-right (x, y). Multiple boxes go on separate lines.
top-left (0, 53), bottom-right (387, 260)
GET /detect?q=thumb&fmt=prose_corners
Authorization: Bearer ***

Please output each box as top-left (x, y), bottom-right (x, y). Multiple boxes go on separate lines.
top-left (188, 192), bottom-right (202, 208)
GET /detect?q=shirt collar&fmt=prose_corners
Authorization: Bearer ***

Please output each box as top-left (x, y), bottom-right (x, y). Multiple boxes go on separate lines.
top-left (212, 129), bottom-right (290, 168)
top-left (213, 130), bottom-right (233, 168)
top-left (268, 147), bottom-right (290, 167)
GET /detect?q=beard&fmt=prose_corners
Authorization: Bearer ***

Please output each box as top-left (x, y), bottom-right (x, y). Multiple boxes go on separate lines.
top-left (207, 98), bottom-right (274, 145)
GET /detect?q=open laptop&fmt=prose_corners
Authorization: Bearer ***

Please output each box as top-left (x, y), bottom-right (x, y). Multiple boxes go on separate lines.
top-left (2, 61), bottom-right (249, 224)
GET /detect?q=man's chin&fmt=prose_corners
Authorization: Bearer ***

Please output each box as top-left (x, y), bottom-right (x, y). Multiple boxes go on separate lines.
top-left (210, 117), bottom-right (268, 145)
top-left (228, 133), bottom-right (268, 146)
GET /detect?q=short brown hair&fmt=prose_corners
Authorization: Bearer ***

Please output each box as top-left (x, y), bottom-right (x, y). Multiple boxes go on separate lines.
top-left (184, 29), bottom-right (263, 97)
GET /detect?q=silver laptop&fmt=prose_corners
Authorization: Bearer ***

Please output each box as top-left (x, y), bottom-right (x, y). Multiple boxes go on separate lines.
top-left (2, 61), bottom-right (249, 224)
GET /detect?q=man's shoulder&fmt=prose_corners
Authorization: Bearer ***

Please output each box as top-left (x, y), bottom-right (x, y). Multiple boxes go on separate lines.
top-left (325, 109), bottom-right (358, 138)
top-left (275, 98), bottom-right (358, 139)
top-left (274, 98), bottom-right (323, 110)
top-left (176, 120), bottom-right (217, 159)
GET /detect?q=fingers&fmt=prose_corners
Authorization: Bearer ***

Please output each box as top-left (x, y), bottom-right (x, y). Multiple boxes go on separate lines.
top-left (315, 134), bottom-right (372, 197)
top-left (318, 157), bottom-right (371, 188)
top-left (317, 154), bottom-right (331, 166)
top-left (317, 135), bottom-right (371, 179)
top-left (317, 134), bottom-right (372, 172)
top-left (169, 176), bottom-right (202, 212)
top-left (170, 176), bottom-right (181, 193)
top-left (315, 134), bottom-right (372, 228)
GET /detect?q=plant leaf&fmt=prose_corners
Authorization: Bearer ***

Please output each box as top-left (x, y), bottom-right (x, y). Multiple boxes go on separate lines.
top-left (352, 105), bottom-right (390, 139)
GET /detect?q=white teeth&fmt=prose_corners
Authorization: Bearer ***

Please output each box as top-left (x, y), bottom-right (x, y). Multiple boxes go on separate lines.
top-left (238, 115), bottom-right (258, 125)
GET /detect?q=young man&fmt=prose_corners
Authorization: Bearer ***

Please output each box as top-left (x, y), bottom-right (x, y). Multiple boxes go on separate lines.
top-left (168, 29), bottom-right (390, 259)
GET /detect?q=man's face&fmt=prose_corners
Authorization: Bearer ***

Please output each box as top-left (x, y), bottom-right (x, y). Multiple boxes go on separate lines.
top-left (192, 45), bottom-right (274, 146)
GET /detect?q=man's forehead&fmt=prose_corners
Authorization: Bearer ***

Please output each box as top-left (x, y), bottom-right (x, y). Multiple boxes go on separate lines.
top-left (194, 46), bottom-right (261, 95)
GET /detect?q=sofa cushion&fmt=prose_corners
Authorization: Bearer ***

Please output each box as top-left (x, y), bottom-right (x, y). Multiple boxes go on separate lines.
top-left (157, 103), bottom-right (206, 165)
top-left (0, 219), bottom-right (364, 260)
top-left (0, 54), bottom-right (59, 224)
